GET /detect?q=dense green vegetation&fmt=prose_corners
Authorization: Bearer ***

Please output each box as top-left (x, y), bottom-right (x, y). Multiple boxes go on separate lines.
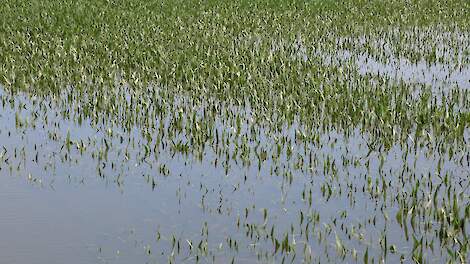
top-left (0, 0), bottom-right (469, 263)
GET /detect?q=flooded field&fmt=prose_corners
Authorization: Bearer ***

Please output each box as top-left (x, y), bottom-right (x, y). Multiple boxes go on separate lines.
top-left (0, 0), bottom-right (469, 263)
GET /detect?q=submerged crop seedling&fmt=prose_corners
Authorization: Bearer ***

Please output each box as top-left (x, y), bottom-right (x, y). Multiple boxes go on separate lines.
top-left (0, 0), bottom-right (469, 263)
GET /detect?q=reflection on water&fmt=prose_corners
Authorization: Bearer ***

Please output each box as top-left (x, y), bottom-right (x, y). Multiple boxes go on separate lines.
top-left (0, 77), bottom-right (468, 263)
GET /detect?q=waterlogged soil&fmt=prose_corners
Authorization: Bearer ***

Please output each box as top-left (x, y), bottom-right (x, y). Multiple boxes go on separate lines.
top-left (0, 1), bottom-right (469, 263)
top-left (0, 73), bottom-right (468, 264)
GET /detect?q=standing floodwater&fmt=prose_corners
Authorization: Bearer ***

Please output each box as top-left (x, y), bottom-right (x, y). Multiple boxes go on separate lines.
top-left (0, 1), bottom-right (469, 263)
